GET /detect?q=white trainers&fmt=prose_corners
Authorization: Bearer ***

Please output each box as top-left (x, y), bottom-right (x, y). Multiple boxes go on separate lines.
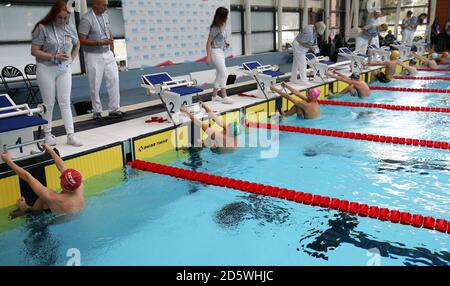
top-left (67, 134), bottom-right (83, 147)
top-left (222, 97), bottom-right (233, 104)
top-left (212, 96), bottom-right (222, 102)
top-left (44, 133), bottom-right (57, 146)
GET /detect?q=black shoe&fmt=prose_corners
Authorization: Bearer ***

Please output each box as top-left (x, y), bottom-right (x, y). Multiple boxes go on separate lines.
top-left (93, 112), bottom-right (102, 121)
top-left (108, 110), bottom-right (125, 118)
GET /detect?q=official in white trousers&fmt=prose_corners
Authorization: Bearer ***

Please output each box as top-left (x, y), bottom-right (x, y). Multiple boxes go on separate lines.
top-left (206, 7), bottom-right (232, 104)
top-left (31, 0), bottom-right (82, 146)
top-left (85, 50), bottom-right (120, 115)
top-left (291, 21), bottom-right (326, 85)
top-left (78, 0), bottom-right (124, 120)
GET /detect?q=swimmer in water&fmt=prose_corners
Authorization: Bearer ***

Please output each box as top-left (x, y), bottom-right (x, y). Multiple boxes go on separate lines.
top-left (270, 82), bottom-right (321, 119)
top-left (398, 58), bottom-right (418, 76)
top-left (180, 102), bottom-right (241, 154)
top-left (2, 144), bottom-right (85, 219)
top-left (325, 70), bottom-right (371, 98)
top-left (411, 51), bottom-right (439, 68)
top-left (366, 50), bottom-right (400, 83)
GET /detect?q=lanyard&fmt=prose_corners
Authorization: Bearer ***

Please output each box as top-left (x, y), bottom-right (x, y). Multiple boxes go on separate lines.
top-left (92, 10), bottom-right (108, 38)
top-left (52, 24), bottom-right (66, 53)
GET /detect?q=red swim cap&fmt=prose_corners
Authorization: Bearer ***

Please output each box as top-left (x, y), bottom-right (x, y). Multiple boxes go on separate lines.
top-left (60, 169), bottom-right (82, 191)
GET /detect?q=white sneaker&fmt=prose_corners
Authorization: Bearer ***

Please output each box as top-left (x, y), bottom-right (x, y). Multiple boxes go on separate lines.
top-left (67, 134), bottom-right (83, 147)
top-left (222, 97), bottom-right (233, 104)
top-left (212, 96), bottom-right (222, 102)
top-left (44, 133), bottom-right (57, 146)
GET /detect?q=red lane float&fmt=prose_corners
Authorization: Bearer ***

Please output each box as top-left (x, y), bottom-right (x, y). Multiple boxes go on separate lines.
top-left (417, 68), bottom-right (450, 72)
top-left (369, 86), bottom-right (450, 93)
top-left (317, 100), bottom-right (450, 113)
top-left (129, 160), bottom-right (450, 234)
top-left (247, 122), bottom-right (450, 151)
top-left (393, 76), bottom-right (450, 81)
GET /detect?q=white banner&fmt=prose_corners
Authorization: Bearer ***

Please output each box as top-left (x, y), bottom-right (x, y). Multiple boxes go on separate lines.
top-left (122, 0), bottom-right (231, 69)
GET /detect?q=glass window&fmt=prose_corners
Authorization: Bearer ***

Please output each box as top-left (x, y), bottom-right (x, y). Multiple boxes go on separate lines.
top-left (231, 10), bottom-right (242, 33)
top-left (251, 32), bottom-right (274, 53)
top-left (277, 12), bottom-right (300, 30)
top-left (231, 33), bottom-right (243, 56)
top-left (251, 11), bottom-right (274, 32)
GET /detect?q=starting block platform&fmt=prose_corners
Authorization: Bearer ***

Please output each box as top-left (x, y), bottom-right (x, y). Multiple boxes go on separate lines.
top-left (305, 53), bottom-right (350, 82)
top-left (338, 47), bottom-right (368, 73)
top-left (391, 41), bottom-right (412, 60)
top-left (412, 41), bottom-right (428, 55)
top-left (241, 61), bottom-right (285, 99)
top-left (0, 94), bottom-right (47, 163)
top-left (141, 72), bottom-right (203, 125)
top-left (368, 44), bottom-right (391, 62)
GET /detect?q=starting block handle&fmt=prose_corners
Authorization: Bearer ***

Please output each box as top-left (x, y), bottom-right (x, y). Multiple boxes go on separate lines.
top-left (0, 104), bottom-right (45, 119)
top-left (3, 139), bottom-right (46, 162)
top-left (160, 79), bottom-right (197, 91)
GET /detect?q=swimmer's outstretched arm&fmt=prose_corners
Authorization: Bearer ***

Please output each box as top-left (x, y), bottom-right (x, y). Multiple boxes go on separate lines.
top-left (411, 52), bottom-right (428, 63)
top-left (271, 85), bottom-right (305, 107)
top-left (0, 152), bottom-right (52, 201)
top-left (282, 106), bottom-right (298, 116)
top-left (201, 102), bottom-right (225, 129)
top-left (365, 61), bottom-right (387, 66)
top-left (180, 107), bottom-right (215, 137)
top-left (396, 60), bottom-right (409, 69)
top-left (280, 82), bottom-right (309, 101)
top-left (325, 71), bottom-right (354, 85)
top-left (42, 144), bottom-right (66, 173)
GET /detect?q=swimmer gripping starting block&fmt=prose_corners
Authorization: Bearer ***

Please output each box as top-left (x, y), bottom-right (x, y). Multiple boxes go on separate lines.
top-left (141, 72), bottom-right (203, 125)
top-left (338, 47), bottom-right (368, 73)
top-left (390, 41), bottom-right (411, 60)
top-left (305, 53), bottom-right (350, 83)
top-left (0, 94), bottom-right (47, 163)
top-left (368, 45), bottom-right (391, 62)
top-left (241, 61), bottom-right (284, 99)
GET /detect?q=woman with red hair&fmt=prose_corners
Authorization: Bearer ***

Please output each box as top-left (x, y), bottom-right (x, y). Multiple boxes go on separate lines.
top-left (31, 0), bottom-right (82, 147)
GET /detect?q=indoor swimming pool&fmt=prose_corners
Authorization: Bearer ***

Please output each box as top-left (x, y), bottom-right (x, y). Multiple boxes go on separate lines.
top-left (0, 81), bottom-right (448, 265)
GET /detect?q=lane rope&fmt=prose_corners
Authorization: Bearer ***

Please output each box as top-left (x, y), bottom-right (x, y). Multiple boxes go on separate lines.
top-left (247, 122), bottom-right (450, 151)
top-left (393, 75), bottom-right (450, 81)
top-left (129, 160), bottom-right (450, 234)
top-left (369, 86), bottom-right (450, 93)
top-left (417, 68), bottom-right (450, 72)
top-left (317, 100), bottom-right (450, 113)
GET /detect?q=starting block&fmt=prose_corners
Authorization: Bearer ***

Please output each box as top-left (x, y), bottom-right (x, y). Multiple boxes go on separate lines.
top-left (0, 94), bottom-right (46, 163)
top-left (141, 72), bottom-right (203, 125)
top-left (412, 41), bottom-right (428, 55)
top-left (305, 53), bottom-right (350, 82)
top-left (242, 61), bottom-right (284, 99)
top-left (368, 44), bottom-right (391, 62)
top-left (390, 41), bottom-right (411, 60)
top-left (338, 47), bottom-right (368, 73)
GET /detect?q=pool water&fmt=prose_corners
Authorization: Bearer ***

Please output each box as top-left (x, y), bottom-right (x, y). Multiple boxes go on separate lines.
top-left (0, 77), bottom-right (449, 266)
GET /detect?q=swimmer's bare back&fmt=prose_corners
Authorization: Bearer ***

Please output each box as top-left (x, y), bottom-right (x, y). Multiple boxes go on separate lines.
top-left (355, 82), bottom-right (371, 97)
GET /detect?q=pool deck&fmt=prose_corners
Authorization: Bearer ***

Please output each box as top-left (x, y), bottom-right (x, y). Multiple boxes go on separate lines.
top-left (0, 62), bottom-right (397, 208)
top-left (52, 66), bottom-right (383, 158)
